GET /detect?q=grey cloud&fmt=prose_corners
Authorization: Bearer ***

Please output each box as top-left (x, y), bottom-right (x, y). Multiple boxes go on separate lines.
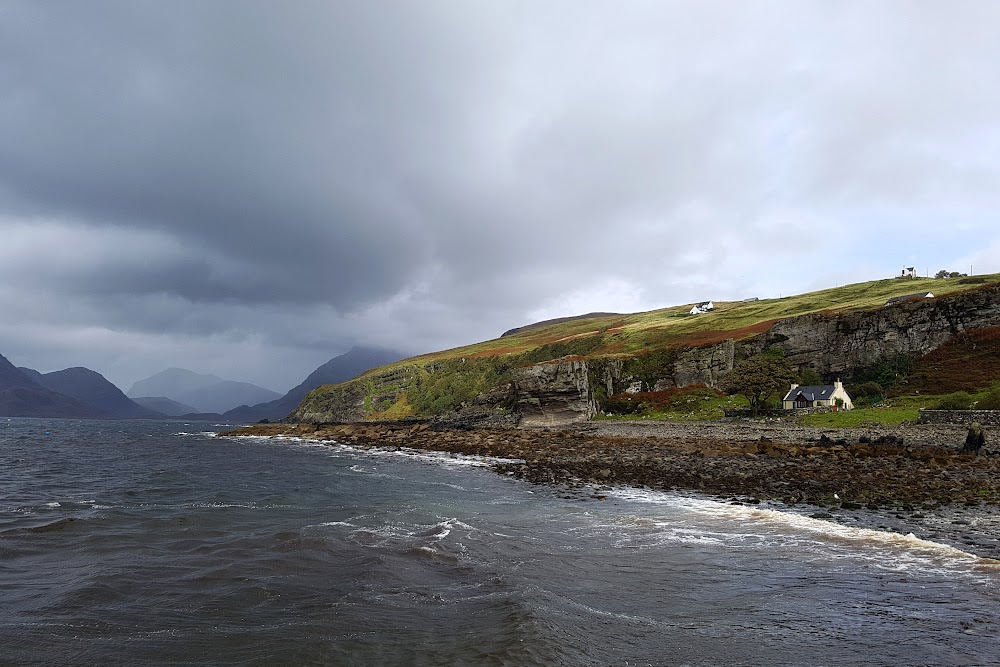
top-left (2, 1), bottom-right (1000, 387)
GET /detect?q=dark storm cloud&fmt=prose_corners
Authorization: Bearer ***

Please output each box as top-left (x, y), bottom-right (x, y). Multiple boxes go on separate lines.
top-left (2, 1), bottom-right (1000, 389)
top-left (0, 1), bottom-right (489, 306)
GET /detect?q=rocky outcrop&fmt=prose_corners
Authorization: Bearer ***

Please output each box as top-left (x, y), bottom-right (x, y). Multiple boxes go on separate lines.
top-left (643, 285), bottom-right (1000, 390)
top-left (655, 338), bottom-right (737, 389)
top-left (292, 380), bottom-right (369, 423)
top-left (512, 360), bottom-right (594, 427)
top-left (764, 286), bottom-right (1000, 375)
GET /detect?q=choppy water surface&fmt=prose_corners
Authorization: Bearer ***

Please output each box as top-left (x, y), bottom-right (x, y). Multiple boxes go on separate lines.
top-left (1, 418), bottom-right (998, 666)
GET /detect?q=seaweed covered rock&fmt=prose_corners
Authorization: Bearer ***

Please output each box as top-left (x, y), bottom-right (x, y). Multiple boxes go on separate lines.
top-left (962, 422), bottom-right (986, 455)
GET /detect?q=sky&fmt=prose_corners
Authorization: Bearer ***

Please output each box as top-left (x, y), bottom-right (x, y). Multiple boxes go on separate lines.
top-left (2, 1), bottom-right (1000, 393)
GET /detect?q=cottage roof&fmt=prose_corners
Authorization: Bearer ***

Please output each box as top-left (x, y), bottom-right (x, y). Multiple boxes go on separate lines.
top-left (885, 292), bottom-right (934, 306)
top-left (783, 385), bottom-right (835, 402)
top-left (695, 301), bottom-right (712, 308)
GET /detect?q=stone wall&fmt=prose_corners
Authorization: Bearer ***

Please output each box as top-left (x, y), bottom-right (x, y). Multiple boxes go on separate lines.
top-left (722, 406), bottom-right (834, 418)
top-left (917, 409), bottom-right (1000, 426)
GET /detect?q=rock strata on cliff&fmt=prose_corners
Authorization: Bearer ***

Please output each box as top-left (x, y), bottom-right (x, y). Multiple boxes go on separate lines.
top-left (765, 285), bottom-right (1000, 375)
top-left (512, 360), bottom-right (593, 427)
top-left (636, 284), bottom-right (1000, 391)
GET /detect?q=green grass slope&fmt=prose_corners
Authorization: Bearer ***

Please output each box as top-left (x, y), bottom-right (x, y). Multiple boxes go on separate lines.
top-left (295, 274), bottom-right (1000, 421)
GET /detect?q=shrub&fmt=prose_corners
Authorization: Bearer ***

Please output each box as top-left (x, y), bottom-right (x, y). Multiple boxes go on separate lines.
top-left (621, 348), bottom-right (679, 392)
top-left (975, 389), bottom-right (1000, 410)
top-left (933, 391), bottom-right (974, 410)
top-left (720, 354), bottom-right (797, 416)
top-left (853, 353), bottom-right (913, 391)
top-left (602, 385), bottom-right (722, 415)
top-left (601, 395), bottom-right (645, 415)
top-left (849, 381), bottom-right (884, 407)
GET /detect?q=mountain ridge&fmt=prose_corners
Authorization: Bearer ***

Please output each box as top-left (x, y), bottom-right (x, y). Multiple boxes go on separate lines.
top-left (0, 354), bottom-right (107, 418)
top-left (23, 366), bottom-right (161, 419)
top-left (224, 347), bottom-right (405, 422)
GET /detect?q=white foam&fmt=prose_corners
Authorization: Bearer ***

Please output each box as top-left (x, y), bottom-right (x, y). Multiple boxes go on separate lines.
top-left (224, 433), bottom-right (524, 470)
top-left (605, 487), bottom-right (1000, 577)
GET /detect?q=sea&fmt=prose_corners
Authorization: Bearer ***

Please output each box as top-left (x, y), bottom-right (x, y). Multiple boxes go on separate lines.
top-left (1, 418), bottom-right (998, 667)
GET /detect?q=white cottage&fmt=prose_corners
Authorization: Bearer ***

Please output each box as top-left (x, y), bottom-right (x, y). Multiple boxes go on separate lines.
top-left (689, 301), bottom-right (714, 315)
top-left (782, 380), bottom-right (854, 410)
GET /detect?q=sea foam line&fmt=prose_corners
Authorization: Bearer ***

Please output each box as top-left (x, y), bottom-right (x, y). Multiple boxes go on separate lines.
top-left (607, 487), bottom-right (1000, 575)
top-left (223, 433), bottom-right (524, 468)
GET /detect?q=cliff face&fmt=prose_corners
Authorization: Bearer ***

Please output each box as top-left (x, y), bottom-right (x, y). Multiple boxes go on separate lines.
top-left (512, 360), bottom-right (594, 427)
top-left (636, 285), bottom-right (1000, 390)
top-left (766, 286), bottom-right (1000, 374)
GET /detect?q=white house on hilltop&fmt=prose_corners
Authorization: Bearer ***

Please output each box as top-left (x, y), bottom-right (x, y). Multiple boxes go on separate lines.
top-left (782, 380), bottom-right (854, 410)
top-left (689, 301), bottom-right (714, 315)
top-left (900, 266), bottom-right (917, 278)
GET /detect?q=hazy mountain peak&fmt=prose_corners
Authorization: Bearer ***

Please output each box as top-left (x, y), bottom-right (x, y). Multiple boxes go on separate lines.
top-left (127, 368), bottom-right (224, 398)
top-left (128, 367), bottom-right (279, 414)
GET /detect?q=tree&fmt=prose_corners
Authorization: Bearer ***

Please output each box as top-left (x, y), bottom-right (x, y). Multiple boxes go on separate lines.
top-left (720, 354), bottom-right (797, 416)
top-left (798, 367), bottom-right (824, 386)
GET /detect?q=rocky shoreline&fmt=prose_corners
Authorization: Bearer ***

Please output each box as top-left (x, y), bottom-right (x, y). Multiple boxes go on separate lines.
top-left (221, 420), bottom-right (1000, 509)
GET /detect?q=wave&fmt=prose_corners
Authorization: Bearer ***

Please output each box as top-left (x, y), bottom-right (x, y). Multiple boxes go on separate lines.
top-left (223, 433), bottom-right (524, 469)
top-left (605, 487), bottom-right (1000, 578)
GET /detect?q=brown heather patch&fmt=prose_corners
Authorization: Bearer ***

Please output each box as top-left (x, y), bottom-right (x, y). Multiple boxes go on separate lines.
top-left (675, 319), bottom-right (779, 348)
top-left (597, 341), bottom-right (627, 354)
top-left (538, 355), bottom-right (587, 364)
top-left (906, 326), bottom-right (1000, 393)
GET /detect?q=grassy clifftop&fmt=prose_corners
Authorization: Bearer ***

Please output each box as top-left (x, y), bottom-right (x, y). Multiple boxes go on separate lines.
top-left (294, 274), bottom-right (1000, 421)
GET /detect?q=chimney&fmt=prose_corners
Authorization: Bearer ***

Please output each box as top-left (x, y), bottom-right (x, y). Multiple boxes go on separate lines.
top-left (790, 383), bottom-right (799, 391)
top-left (834, 378), bottom-right (842, 389)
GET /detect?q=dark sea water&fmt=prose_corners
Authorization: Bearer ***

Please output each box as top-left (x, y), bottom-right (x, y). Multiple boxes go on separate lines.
top-left (1, 418), bottom-right (998, 666)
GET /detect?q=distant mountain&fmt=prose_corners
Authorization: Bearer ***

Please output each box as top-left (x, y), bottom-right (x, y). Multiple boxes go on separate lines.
top-left (20, 367), bottom-right (162, 419)
top-left (127, 368), bottom-right (224, 400)
top-left (132, 396), bottom-right (200, 417)
top-left (224, 347), bottom-right (405, 422)
top-left (0, 354), bottom-right (105, 418)
top-left (174, 381), bottom-right (281, 414)
top-left (175, 412), bottom-right (228, 421)
top-left (128, 368), bottom-right (280, 414)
